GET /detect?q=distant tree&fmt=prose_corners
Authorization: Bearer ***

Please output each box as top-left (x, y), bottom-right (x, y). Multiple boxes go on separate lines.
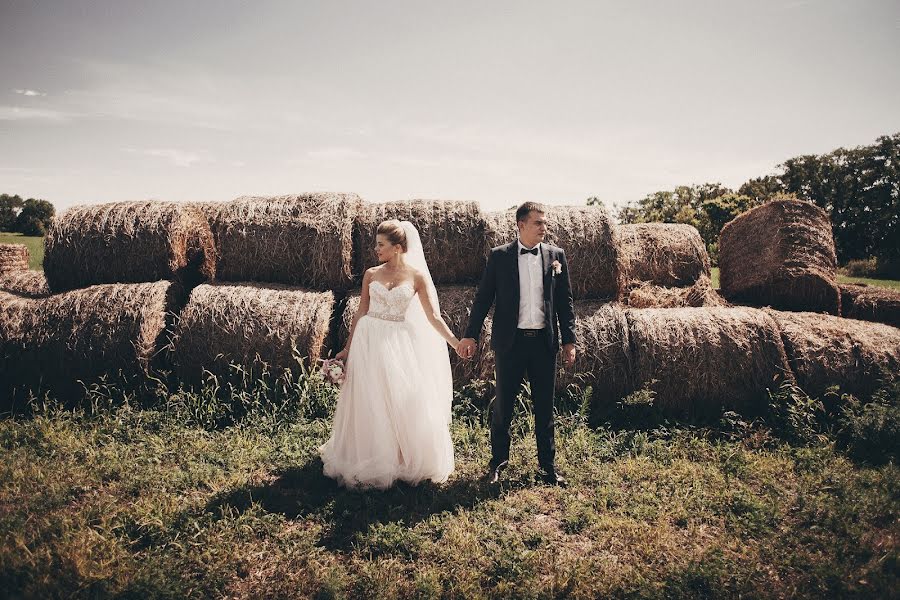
top-left (738, 175), bottom-right (784, 202)
top-left (697, 193), bottom-right (760, 264)
top-left (13, 198), bottom-right (55, 236)
top-left (586, 196), bottom-right (603, 206)
top-left (0, 193), bottom-right (24, 231)
top-left (780, 133), bottom-right (899, 269)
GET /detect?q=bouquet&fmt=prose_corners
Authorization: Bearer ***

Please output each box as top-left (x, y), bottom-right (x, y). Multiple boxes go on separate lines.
top-left (319, 358), bottom-right (346, 386)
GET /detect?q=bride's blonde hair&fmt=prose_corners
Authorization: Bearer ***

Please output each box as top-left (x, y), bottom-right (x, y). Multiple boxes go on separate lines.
top-left (376, 220), bottom-right (408, 252)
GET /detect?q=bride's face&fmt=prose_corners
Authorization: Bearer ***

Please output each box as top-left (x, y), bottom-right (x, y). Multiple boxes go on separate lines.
top-left (375, 234), bottom-right (403, 263)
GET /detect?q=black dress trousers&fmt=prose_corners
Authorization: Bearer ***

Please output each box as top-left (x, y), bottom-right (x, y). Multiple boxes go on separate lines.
top-left (491, 328), bottom-right (557, 470)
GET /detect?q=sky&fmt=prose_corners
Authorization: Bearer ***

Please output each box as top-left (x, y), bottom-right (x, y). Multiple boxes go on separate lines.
top-left (1, 0), bottom-right (898, 214)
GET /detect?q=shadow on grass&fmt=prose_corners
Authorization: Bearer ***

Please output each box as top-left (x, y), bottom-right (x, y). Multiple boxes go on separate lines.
top-left (205, 456), bottom-right (508, 552)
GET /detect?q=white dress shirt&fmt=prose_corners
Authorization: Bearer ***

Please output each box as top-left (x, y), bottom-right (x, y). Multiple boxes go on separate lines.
top-left (517, 239), bottom-right (546, 329)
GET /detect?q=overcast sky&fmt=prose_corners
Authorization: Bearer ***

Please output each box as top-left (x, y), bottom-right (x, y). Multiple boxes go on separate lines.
top-left (1, 0), bottom-right (898, 213)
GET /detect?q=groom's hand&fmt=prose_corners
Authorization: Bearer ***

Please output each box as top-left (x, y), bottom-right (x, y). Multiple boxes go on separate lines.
top-left (562, 343), bottom-right (576, 368)
top-left (457, 338), bottom-right (477, 359)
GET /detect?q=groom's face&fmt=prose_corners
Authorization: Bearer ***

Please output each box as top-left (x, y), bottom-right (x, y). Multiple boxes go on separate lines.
top-left (518, 210), bottom-right (547, 247)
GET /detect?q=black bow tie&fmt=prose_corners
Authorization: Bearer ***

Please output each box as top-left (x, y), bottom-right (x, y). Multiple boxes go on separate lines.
top-left (520, 247), bottom-right (538, 256)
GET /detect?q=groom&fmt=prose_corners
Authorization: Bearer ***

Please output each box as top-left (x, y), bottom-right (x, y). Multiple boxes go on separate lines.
top-left (457, 202), bottom-right (577, 486)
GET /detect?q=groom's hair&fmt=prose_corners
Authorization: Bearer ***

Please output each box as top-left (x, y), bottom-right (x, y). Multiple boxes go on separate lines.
top-left (516, 201), bottom-right (546, 224)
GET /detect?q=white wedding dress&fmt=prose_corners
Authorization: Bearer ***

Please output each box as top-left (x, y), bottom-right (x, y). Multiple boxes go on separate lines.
top-left (319, 264), bottom-right (455, 489)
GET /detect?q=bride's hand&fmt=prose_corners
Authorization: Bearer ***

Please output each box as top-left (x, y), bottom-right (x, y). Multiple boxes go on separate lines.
top-left (335, 348), bottom-right (349, 362)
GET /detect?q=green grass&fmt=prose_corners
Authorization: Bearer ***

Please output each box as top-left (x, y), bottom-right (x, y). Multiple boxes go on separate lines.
top-left (1, 376), bottom-right (898, 599)
top-left (710, 267), bottom-right (900, 291)
top-left (836, 274), bottom-right (900, 291)
top-left (0, 232), bottom-right (44, 270)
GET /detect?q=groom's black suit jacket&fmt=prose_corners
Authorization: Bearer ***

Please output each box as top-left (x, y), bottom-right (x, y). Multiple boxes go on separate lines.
top-left (465, 240), bottom-right (577, 353)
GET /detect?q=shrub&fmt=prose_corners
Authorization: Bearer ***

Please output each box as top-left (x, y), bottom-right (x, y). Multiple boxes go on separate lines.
top-left (835, 379), bottom-right (900, 464)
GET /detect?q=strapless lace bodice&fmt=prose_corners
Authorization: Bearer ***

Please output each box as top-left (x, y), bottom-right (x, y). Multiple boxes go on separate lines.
top-left (367, 281), bottom-right (415, 321)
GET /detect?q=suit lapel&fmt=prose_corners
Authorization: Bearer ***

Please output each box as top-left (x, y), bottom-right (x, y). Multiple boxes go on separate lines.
top-left (508, 242), bottom-right (520, 306)
top-left (541, 244), bottom-right (552, 301)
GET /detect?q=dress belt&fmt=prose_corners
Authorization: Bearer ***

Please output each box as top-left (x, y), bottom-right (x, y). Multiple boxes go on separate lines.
top-left (367, 311), bottom-right (405, 322)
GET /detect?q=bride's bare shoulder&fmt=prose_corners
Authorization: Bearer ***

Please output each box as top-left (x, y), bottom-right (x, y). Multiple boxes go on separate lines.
top-left (409, 266), bottom-right (429, 282)
top-left (362, 266), bottom-right (382, 282)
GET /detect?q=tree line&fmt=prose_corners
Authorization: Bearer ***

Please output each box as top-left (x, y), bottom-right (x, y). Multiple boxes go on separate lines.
top-left (608, 132), bottom-right (899, 275)
top-left (0, 194), bottom-right (55, 236)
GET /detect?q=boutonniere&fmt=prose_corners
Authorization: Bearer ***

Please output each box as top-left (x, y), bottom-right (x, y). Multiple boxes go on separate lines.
top-left (551, 260), bottom-right (562, 276)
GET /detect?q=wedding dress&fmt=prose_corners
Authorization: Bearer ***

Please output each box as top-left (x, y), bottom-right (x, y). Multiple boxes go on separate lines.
top-left (319, 224), bottom-right (454, 489)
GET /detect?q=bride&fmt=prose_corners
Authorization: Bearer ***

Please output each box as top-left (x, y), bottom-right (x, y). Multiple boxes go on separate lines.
top-left (319, 219), bottom-right (459, 489)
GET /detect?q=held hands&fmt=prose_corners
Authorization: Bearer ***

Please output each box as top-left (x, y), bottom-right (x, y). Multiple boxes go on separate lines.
top-left (562, 343), bottom-right (576, 368)
top-left (456, 337), bottom-right (477, 359)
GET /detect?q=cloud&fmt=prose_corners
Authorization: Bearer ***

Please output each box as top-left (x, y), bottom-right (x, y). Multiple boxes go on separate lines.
top-left (305, 147), bottom-right (367, 160)
top-left (385, 154), bottom-right (516, 176)
top-left (14, 89), bottom-right (47, 97)
top-left (0, 105), bottom-right (69, 121)
top-left (124, 147), bottom-right (212, 167)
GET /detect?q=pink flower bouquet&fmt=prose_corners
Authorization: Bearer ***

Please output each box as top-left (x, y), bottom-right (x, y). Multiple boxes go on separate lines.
top-left (319, 358), bottom-right (346, 386)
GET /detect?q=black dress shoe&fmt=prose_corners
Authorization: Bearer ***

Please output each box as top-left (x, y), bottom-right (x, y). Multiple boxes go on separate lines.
top-left (487, 460), bottom-right (508, 485)
top-left (539, 468), bottom-right (567, 487)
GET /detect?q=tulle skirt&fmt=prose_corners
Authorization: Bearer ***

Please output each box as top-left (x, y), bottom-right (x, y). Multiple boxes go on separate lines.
top-left (319, 314), bottom-right (455, 489)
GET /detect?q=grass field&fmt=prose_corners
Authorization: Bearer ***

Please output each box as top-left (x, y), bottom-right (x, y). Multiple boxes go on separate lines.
top-left (1, 375), bottom-right (898, 599)
top-left (0, 232), bottom-right (44, 270)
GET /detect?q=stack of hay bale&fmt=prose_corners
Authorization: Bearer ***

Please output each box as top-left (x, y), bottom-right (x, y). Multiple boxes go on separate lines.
top-left (0, 243), bottom-right (49, 297)
top-left (700, 197), bottom-right (900, 410)
top-left (0, 243), bottom-right (29, 273)
top-left (553, 198), bottom-right (898, 420)
top-left (5, 190), bottom-right (896, 421)
top-left (1, 201), bottom-right (215, 402)
top-left (719, 198), bottom-right (841, 314)
top-left (617, 223), bottom-right (725, 308)
top-left (170, 193), bottom-right (355, 386)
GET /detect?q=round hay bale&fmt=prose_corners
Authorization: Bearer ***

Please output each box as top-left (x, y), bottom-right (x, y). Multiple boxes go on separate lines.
top-left (1, 281), bottom-right (185, 402)
top-left (184, 200), bottom-right (230, 222)
top-left (483, 206), bottom-right (622, 300)
top-left (353, 200), bottom-right (485, 284)
top-left (172, 282), bottom-right (334, 387)
top-left (43, 201), bottom-right (215, 293)
top-left (0, 291), bottom-right (34, 387)
top-left (617, 223), bottom-right (710, 287)
top-left (337, 285), bottom-right (494, 387)
top-left (764, 308), bottom-right (900, 401)
top-left (0, 243), bottom-right (29, 274)
top-left (482, 210), bottom-right (519, 253)
top-left (212, 193), bottom-right (362, 290)
top-left (556, 301), bottom-right (634, 421)
top-left (0, 270), bottom-right (50, 298)
top-left (625, 276), bottom-right (727, 309)
top-left (626, 306), bottom-right (794, 417)
top-left (839, 283), bottom-right (900, 329)
top-left (719, 199), bottom-right (840, 314)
